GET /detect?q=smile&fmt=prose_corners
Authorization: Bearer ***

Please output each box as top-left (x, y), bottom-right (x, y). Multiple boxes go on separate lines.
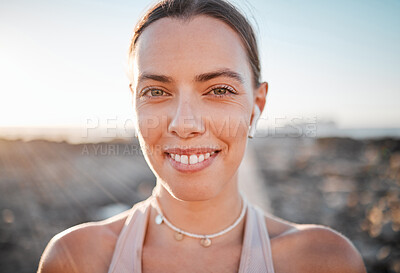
top-left (164, 148), bottom-right (221, 173)
top-left (169, 151), bottom-right (217, 164)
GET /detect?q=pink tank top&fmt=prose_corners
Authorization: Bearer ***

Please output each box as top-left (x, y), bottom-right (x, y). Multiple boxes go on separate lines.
top-left (107, 194), bottom-right (275, 273)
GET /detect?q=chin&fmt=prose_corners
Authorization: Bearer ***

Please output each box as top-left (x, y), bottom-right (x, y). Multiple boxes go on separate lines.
top-left (159, 177), bottom-right (224, 202)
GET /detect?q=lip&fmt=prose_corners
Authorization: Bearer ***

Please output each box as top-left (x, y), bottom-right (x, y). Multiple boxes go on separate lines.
top-left (165, 151), bottom-right (220, 173)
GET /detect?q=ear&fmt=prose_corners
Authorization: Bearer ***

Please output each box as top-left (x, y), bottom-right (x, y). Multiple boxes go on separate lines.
top-left (250, 82), bottom-right (268, 124)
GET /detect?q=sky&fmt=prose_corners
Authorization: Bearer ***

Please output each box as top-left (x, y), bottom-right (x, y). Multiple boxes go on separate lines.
top-left (0, 0), bottom-right (399, 130)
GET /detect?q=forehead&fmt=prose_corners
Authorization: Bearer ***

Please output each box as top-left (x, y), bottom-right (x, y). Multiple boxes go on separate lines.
top-left (133, 15), bottom-right (251, 85)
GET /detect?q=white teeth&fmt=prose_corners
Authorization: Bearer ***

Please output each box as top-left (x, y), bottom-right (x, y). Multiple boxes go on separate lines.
top-left (180, 155), bottom-right (188, 164)
top-left (198, 154), bottom-right (204, 163)
top-left (169, 151), bottom-right (218, 164)
top-left (189, 155), bottom-right (198, 164)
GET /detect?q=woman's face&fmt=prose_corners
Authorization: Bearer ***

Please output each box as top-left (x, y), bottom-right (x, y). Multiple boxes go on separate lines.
top-left (132, 15), bottom-right (264, 201)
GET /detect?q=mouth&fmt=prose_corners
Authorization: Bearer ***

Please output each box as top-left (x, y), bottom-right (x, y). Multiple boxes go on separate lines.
top-left (164, 149), bottom-right (222, 173)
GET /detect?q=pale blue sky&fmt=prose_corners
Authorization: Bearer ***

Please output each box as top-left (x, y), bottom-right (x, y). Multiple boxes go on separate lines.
top-left (0, 0), bottom-right (399, 128)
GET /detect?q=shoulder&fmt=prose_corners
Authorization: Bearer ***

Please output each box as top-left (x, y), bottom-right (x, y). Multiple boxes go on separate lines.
top-left (263, 215), bottom-right (366, 273)
top-left (37, 209), bottom-right (130, 273)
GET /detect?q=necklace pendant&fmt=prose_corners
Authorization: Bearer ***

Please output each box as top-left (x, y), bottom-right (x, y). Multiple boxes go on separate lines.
top-left (174, 231), bottom-right (184, 241)
top-left (200, 237), bottom-right (211, 247)
top-left (155, 214), bottom-right (163, 225)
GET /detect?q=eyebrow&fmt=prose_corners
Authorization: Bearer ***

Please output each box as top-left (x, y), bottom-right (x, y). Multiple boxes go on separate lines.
top-left (195, 68), bottom-right (244, 84)
top-left (138, 74), bottom-right (173, 83)
top-left (138, 68), bottom-right (244, 85)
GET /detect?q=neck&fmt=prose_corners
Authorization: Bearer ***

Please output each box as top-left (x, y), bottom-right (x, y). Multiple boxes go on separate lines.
top-left (151, 175), bottom-right (244, 238)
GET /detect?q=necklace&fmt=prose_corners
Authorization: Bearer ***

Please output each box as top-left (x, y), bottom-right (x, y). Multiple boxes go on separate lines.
top-left (152, 194), bottom-right (247, 247)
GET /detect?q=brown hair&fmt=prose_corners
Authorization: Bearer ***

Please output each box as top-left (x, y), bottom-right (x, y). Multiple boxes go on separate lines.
top-left (129, 0), bottom-right (261, 88)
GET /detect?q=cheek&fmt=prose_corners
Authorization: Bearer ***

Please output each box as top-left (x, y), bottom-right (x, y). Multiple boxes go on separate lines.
top-left (204, 105), bottom-right (250, 169)
top-left (204, 112), bottom-right (249, 140)
top-left (204, 100), bottom-right (252, 140)
top-left (136, 107), bottom-right (167, 161)
top-left (136, 99), bottom-right (170, 138)
top-left (137, 114), bottom-right (165, 140)
top-left (211, 101), bottom-right (252, 163)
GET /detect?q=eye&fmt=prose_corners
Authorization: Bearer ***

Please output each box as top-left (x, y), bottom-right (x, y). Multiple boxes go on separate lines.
top-left (206, 85), bottom-right (237, 97)
top-left (149, 89), bottom-right (164, 96)
top-left (212, 88), bottom-right (228, 95)
top-left (140, 87), bottom-right (170, 99)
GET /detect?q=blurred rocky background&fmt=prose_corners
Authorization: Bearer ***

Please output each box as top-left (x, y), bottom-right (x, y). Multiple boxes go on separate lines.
top-left (0, 136), bottom-right (399, 272)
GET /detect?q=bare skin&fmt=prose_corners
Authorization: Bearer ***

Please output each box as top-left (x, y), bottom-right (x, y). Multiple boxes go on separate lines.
top-left (38, 15), bottom-right (366, 273)
top-left (38, 207), bottom-right (365, 273)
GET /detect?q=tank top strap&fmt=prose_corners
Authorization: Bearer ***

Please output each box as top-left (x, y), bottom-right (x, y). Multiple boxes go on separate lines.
top-left (107, 193), bottom-right (275, 273)
top-left (238, 197), bottom-right (275, 273)
top-left (107, 195), bottom-right (154, 273)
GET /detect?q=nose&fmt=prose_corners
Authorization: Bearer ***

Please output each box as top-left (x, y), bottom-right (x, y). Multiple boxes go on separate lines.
top-left (168, 97), bottom-right (205, 139)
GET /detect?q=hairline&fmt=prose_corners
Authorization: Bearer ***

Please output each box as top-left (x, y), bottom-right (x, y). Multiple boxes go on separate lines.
top-left (129, 13), bottom-right (261, 89)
